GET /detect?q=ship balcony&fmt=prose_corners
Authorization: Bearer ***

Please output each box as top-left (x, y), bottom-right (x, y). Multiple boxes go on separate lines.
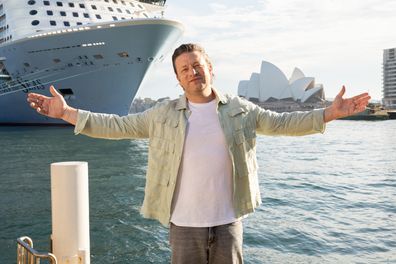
top-left (0, 73), bottom-right (10, 80)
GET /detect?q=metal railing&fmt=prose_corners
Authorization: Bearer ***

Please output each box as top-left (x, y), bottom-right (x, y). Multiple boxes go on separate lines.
top-left (17, 236), bottom-right (57, 264)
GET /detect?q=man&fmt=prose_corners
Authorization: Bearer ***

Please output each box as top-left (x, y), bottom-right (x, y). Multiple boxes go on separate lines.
top-left (27, 43), bottom-right (370, 264)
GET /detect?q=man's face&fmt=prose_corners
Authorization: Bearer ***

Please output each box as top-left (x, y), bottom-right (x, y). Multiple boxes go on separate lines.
top-left (174, 51), bottom-right (213, 98)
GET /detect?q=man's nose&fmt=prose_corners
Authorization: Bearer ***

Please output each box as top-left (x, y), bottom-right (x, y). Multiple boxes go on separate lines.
top-left (191, 67), bottom-right (198, 76)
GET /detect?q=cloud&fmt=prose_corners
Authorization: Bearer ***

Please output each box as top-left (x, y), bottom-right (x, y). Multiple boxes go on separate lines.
top-left (139, 0), bottom-right (396, 100)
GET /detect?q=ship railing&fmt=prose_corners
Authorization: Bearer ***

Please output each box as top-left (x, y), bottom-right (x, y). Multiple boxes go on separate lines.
top-left (17, 236), bottom-right (57, 264)
top-left (138, 0), bottom-right (166, 6)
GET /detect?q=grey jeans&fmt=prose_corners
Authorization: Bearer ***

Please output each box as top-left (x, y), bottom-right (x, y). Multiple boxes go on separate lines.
top-left (169, 221), bottom-right (244, 264)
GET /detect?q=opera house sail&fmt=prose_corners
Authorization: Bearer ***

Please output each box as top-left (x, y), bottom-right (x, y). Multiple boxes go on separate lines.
top-left (238, 61), bottom-right (326, 112)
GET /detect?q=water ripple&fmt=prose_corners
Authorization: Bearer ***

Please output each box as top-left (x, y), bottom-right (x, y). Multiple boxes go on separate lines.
top-left (1, 121), bottom-right (396, 263)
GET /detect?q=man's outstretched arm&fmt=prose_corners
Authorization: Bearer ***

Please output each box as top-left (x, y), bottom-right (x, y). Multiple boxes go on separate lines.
top-left (254, 85), bottom-right (371, 136)
top-left (324, 86), bottom-right (371, 122)
top-left (27, 85), bottom-right (78, 125)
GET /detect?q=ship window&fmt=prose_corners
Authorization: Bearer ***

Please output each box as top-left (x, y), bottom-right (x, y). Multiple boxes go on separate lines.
top-left (138, 4), bottom-right (143, 9)
top-left (121, 1), bottom-right (125, 5)
top-left (130, 2), bottom-right (134, 7)
top-left (112, 16), bottom-right (118, 21)
top-left (43, 1), bottom-right (50, 5)
top-left (104, 0), bottom-right (109, 2)
top-left (73, 12), bottom-right (78, 17)
top-left (143, 13), bottom-right (148, 18)
top-left (69, 3), bottom-right (74, 7)
top-left (91, 5), bottom-right (97, 10)
top-left (95, 14), bottom-right (102, 19)
top-left (117, 8), bottom-right (122, 13)
top-left (83, 13), bottom-right (89, 18)
top-left (60, 11), bottom-right (66, 16)
top-left (50, 20), bottom-right (56, 26)
top-left (30, 10), bottom-right (38, 15)
top-left (113, 0), bottom-right (118, 3)
top-left (125, 9), bottom-right (131, 14)
top-left (47, 10), bottom-right (53, 15)
top-left (24, 62), bottom-right (31, 67)
top-left (94, 54), bottom-right (104, 59)
top-left (118, 52), bottom-right (129, 58)
top-left (79, 3), bottom-right (85, 8)
top-left (108, 7), bottom-right (113, 11)
top-left (28, 0), bottom-right (36, 5)
top-left (59, 88), bottom-right (74, 95)
top-left (77, 22), bottom-right (82, 25)
top-left (64, 21), bottom-right (70, 26)
top-left (56, 2), bottom-right (63, 7)
top-left (31, 20), bottom-right (40, 26)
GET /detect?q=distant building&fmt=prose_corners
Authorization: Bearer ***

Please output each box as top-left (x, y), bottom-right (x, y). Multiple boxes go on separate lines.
top-left (238, 61), bottom-right (326, 112)
top-left (129, 97), bottom-right (170, 113)
top-left (383, 48), bottom-right (396, 109)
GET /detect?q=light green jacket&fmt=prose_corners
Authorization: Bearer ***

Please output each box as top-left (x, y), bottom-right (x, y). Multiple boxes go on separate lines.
top-left (75, 89), bottom-right (326, 226)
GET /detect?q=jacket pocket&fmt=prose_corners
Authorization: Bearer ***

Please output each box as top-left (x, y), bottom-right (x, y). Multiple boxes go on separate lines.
top-left (233, 126), bottom-right (257, 178)
top-left (150, 136), bottom-right (175, 154)
top-left (153, 115), bottom-right (179, 140)
top-left (147, 136), bottom-right (175, 186)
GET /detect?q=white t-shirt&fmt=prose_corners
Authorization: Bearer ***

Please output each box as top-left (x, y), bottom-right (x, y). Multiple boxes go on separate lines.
top-left (170, 99), bottom-right (237, 227)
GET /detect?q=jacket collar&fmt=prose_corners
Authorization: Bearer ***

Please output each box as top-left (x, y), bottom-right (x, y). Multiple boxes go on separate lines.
top-left (175, 87), bottom-right (228, 111)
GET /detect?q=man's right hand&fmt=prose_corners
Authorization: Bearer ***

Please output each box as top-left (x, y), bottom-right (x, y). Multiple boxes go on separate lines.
top-left (27, 85), bottom-right (78, 125)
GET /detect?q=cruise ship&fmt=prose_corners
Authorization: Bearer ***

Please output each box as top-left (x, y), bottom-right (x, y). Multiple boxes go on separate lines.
top-left (0, 0), bottom-right (183, 124)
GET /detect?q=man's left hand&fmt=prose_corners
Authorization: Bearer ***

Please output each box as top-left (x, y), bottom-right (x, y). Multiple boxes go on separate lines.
top-left (324, 86), bottom-right (371, 122)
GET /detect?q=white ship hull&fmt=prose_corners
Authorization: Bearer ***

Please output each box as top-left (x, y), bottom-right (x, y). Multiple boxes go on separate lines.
top-left (0, 19), bottom-right (183, 124)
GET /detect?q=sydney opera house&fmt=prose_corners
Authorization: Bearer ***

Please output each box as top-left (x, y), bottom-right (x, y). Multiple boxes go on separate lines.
top-left (238, 61), bottom-right (326, 112)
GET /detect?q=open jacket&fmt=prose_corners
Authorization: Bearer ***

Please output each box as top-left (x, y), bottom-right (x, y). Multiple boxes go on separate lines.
top-left (75, 88), bottom-right (326, 226)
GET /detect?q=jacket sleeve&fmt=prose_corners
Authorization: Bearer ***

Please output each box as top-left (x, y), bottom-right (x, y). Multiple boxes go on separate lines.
top-left (253, 104), bottom-right (326, 136)
top-left (74, 109), bottom-right (151, 139)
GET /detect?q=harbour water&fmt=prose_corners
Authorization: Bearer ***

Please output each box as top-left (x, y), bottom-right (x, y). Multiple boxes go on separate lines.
top-left (0, 120), bottom-right (395, 263)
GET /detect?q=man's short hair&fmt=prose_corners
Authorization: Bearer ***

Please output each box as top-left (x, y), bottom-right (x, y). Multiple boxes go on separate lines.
top-left (171, 43), bottom-right (212, 74)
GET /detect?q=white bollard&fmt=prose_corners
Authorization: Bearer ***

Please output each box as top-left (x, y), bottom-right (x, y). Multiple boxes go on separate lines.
top-left (51, 161), bottom-right (90, 264)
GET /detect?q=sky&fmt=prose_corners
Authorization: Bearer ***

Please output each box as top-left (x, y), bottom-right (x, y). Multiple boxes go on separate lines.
top-left (136, 0), bottom-right (396, 101)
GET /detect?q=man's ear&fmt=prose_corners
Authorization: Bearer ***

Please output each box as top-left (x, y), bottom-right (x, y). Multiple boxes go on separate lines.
top-left (209, 64), bottom-right (214, 81)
